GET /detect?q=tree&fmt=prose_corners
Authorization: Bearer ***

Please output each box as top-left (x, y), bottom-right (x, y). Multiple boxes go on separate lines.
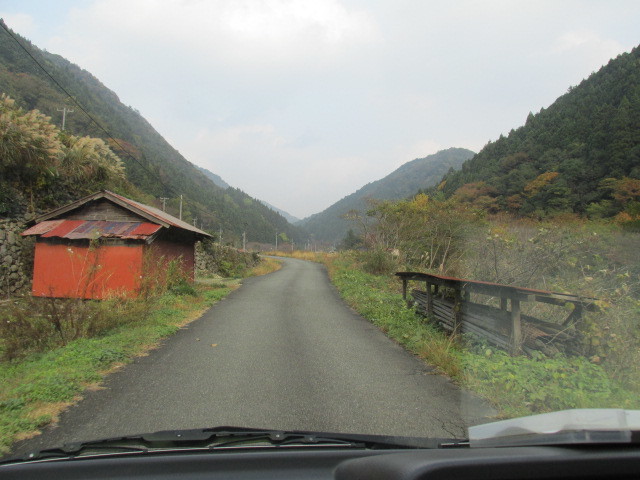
top-left (339, 229), bottom-right (362, 250)
top-left (363, 194), bottom-right (479, 274)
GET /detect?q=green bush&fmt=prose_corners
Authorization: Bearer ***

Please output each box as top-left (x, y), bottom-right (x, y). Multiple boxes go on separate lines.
top-left (359, 249), bottom-right (398, 275)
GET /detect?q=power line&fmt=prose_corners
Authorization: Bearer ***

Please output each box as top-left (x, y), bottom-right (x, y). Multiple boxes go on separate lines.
top-left (0, 21), bottom-right (169, 190)
top-left (0, 20), bottom-right (216, 229)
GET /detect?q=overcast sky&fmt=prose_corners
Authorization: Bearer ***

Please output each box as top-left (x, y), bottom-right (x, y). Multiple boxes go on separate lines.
top-left (1, 1), bottom-right (639, 218)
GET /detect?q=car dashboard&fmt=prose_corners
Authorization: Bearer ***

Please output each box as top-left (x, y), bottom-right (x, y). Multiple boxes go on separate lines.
top-left (2, 445), bottom-right (639, 480)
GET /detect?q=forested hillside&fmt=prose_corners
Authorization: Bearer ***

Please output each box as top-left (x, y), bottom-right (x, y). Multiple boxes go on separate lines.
top-left (300, 148), bottom-right (474, 243)
top-left (196, 166), bottom-right (231, 190)
top-left (439, 45), bottom-right (640, 221)
top-left (0, 20), bottom-right (305, 245)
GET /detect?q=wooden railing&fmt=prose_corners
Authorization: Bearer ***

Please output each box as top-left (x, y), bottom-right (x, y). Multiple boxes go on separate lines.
top-left (396, 272), bottom-right (599, 355)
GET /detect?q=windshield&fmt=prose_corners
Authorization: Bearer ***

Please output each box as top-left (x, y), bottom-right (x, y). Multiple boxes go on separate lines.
top-left (0, 0), bottom-right (639, 459)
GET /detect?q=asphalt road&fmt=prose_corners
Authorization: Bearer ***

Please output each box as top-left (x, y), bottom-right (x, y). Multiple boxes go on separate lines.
top-left (11, 257), bottom-right (493, 455)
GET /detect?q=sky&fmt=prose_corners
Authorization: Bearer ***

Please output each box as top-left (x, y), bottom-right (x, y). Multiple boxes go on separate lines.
top-left (1, 1), bottom-right (639, 219)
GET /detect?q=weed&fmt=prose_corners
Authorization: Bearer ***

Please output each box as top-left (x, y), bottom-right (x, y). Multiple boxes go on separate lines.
top-left (0, 282), bottom-right (234, 454)
top-left (246, 257), bottom-right (282, 276)
top-left (319, 252), bottom-right (639, 419)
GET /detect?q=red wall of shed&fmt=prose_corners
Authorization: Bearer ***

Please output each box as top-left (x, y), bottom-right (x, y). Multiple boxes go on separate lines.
top-left (31, 242), bottom-right (144, 299)
top-left (147, 239), bottom-right (195, 282)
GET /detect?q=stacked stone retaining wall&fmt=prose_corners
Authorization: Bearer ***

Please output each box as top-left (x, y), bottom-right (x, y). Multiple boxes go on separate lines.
top-left (196, 241), bottom-right (260, 277)
top-left (0, 216), bottom-right (33, 297)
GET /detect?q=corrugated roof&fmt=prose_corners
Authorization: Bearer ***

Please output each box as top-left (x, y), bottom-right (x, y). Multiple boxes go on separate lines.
top-left (21, 220), bottom-right (66, 236)
top-left (395, 271), bottom-right (599, 304)
top-left (30, 190), bottom-right (211, 238)
top-left (43, 220), bottom-right (85, 238)
top-left (22, 220), bottom-right (162, 240)
top-left (106, 191), bottom-right (209, 235)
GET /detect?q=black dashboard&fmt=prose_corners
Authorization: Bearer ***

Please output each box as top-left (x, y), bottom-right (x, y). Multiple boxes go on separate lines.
top-left (1, 445), bottom-right (639, 480)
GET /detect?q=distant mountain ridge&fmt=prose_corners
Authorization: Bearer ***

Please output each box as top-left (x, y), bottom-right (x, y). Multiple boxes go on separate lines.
top-left (196, 166), bottom-right (231, 190)
top-left (195, 166), bottom-right (300, 223)
top-left (300, 147), bottom-right (475, 243)
top-left (0, 20), bottom-right (306, 244)
top-left (258, 200), bottom-right (300, 224)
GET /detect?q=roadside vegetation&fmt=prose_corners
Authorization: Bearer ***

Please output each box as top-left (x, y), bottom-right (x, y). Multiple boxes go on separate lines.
top-left (324, 251), bottom-right (638, 419)
top-left (271, 202), bottom-right (640, 419)
top-left (0, 257), bottom-right (278, 455)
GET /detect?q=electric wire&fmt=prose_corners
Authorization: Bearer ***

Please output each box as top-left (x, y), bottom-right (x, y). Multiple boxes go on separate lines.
top-left (0, 19), bottom-right (215, 229)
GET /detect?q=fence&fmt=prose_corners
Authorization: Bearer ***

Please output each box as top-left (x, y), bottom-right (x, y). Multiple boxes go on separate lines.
top-left (396, 272), bottom-right (598, 356)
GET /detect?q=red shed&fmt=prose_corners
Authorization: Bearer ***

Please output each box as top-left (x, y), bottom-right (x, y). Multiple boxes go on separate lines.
top-left (22, 190), bottom-right (211, 299)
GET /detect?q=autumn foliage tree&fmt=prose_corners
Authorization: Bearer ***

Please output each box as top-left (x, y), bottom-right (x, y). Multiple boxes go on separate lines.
top-left (359, 194), bottom-right (479, 274)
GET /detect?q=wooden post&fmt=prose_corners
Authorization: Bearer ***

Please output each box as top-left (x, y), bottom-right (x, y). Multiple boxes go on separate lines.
top-left (510, 294), bottom-right (522, 355)
top-left (401, 278), bottom-right (407, 300)
top-left (426, 282), bottom-right (433, 317)
top-left (453, 286), bottom-right (463, 336)
top-left (562, 303), bottom-right (583, 326)
top-left (500, 296), bottom-right (508, 311)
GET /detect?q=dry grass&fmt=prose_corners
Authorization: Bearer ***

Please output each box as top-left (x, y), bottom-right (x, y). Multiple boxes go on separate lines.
top-left (247, 257), bottom-right (283, 276)
top-left (263, 250), bottom-right (335, 263)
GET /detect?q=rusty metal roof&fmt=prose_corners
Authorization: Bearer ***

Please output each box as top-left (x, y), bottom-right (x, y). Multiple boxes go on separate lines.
top-left (106, 191), bottom-right (209, 235)
top-left (30, 190), bottom-right (211, 238)
top-left (396, 271), bottom-right (598, 305)
top-left (22, 220), bottom-right (162, 240)
top-left (21, 220), bottom-right (66, 236)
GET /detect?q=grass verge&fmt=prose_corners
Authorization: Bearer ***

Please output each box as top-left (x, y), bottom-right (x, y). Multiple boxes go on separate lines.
top-left (320, 252), bottom-right (639, 419)
top-left (0, 258), bottom-right (281, 455)
top-left (246, 256), bottom-right (283, 276)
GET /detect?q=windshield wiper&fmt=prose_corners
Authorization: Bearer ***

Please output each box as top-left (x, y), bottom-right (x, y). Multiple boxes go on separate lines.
top-left (469, 409), bottom-right (640, 448)
top-left (4, 426), bottom-right (454, 464)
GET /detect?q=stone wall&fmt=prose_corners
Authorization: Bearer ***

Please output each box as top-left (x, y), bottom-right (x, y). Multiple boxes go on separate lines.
top-left (196, 241), bottom-right (260, 277)
top-left (0, 216), bottom-right (34, 297)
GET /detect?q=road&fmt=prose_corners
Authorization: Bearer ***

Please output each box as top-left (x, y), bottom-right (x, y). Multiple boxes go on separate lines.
top-left (11, 257), bottom-right (493, 455)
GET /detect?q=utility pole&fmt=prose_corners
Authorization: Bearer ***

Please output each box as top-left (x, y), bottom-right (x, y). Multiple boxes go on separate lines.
top-left (159, 197), bottom-right (169, 212)
top-left (242, 231), bottom-right (246, 251)
top-left (179, 195), bottom-right (183, 220)
top-left (275, 230), bottom-right (278, 250)
top-left (57, 107), bottom-right (74, 130)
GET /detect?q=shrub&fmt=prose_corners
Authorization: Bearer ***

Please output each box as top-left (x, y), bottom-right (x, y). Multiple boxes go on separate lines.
top-left (0, 296), bottom-right (148, 361)
top-left (360, 249), bottom-right (398, 275)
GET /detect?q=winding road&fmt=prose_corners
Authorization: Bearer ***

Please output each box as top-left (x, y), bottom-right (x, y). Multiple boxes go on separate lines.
top-left (12, 257), bottom-right (493, 455)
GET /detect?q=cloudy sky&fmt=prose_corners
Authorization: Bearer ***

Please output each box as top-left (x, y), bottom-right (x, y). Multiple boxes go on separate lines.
top-left (1, 1), bottom-right (639, 218)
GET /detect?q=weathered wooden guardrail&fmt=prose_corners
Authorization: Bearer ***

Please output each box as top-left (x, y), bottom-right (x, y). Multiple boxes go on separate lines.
top-left (396, 272), bottom-right (598, 356)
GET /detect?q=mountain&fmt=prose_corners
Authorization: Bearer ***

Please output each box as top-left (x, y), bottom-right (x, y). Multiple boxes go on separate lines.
top-left (195, 166), bottom-right (300, 223)
top-left (438, 45), bottom-right (640, 219)
top-left (0, 20), bottom-right (306, 244)
top-left (196, 166), bottom-right (231, 190)
top-left (258, 200), bottom-right (300, 224)
top-left (299, 147), bottom-right (475, 243)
